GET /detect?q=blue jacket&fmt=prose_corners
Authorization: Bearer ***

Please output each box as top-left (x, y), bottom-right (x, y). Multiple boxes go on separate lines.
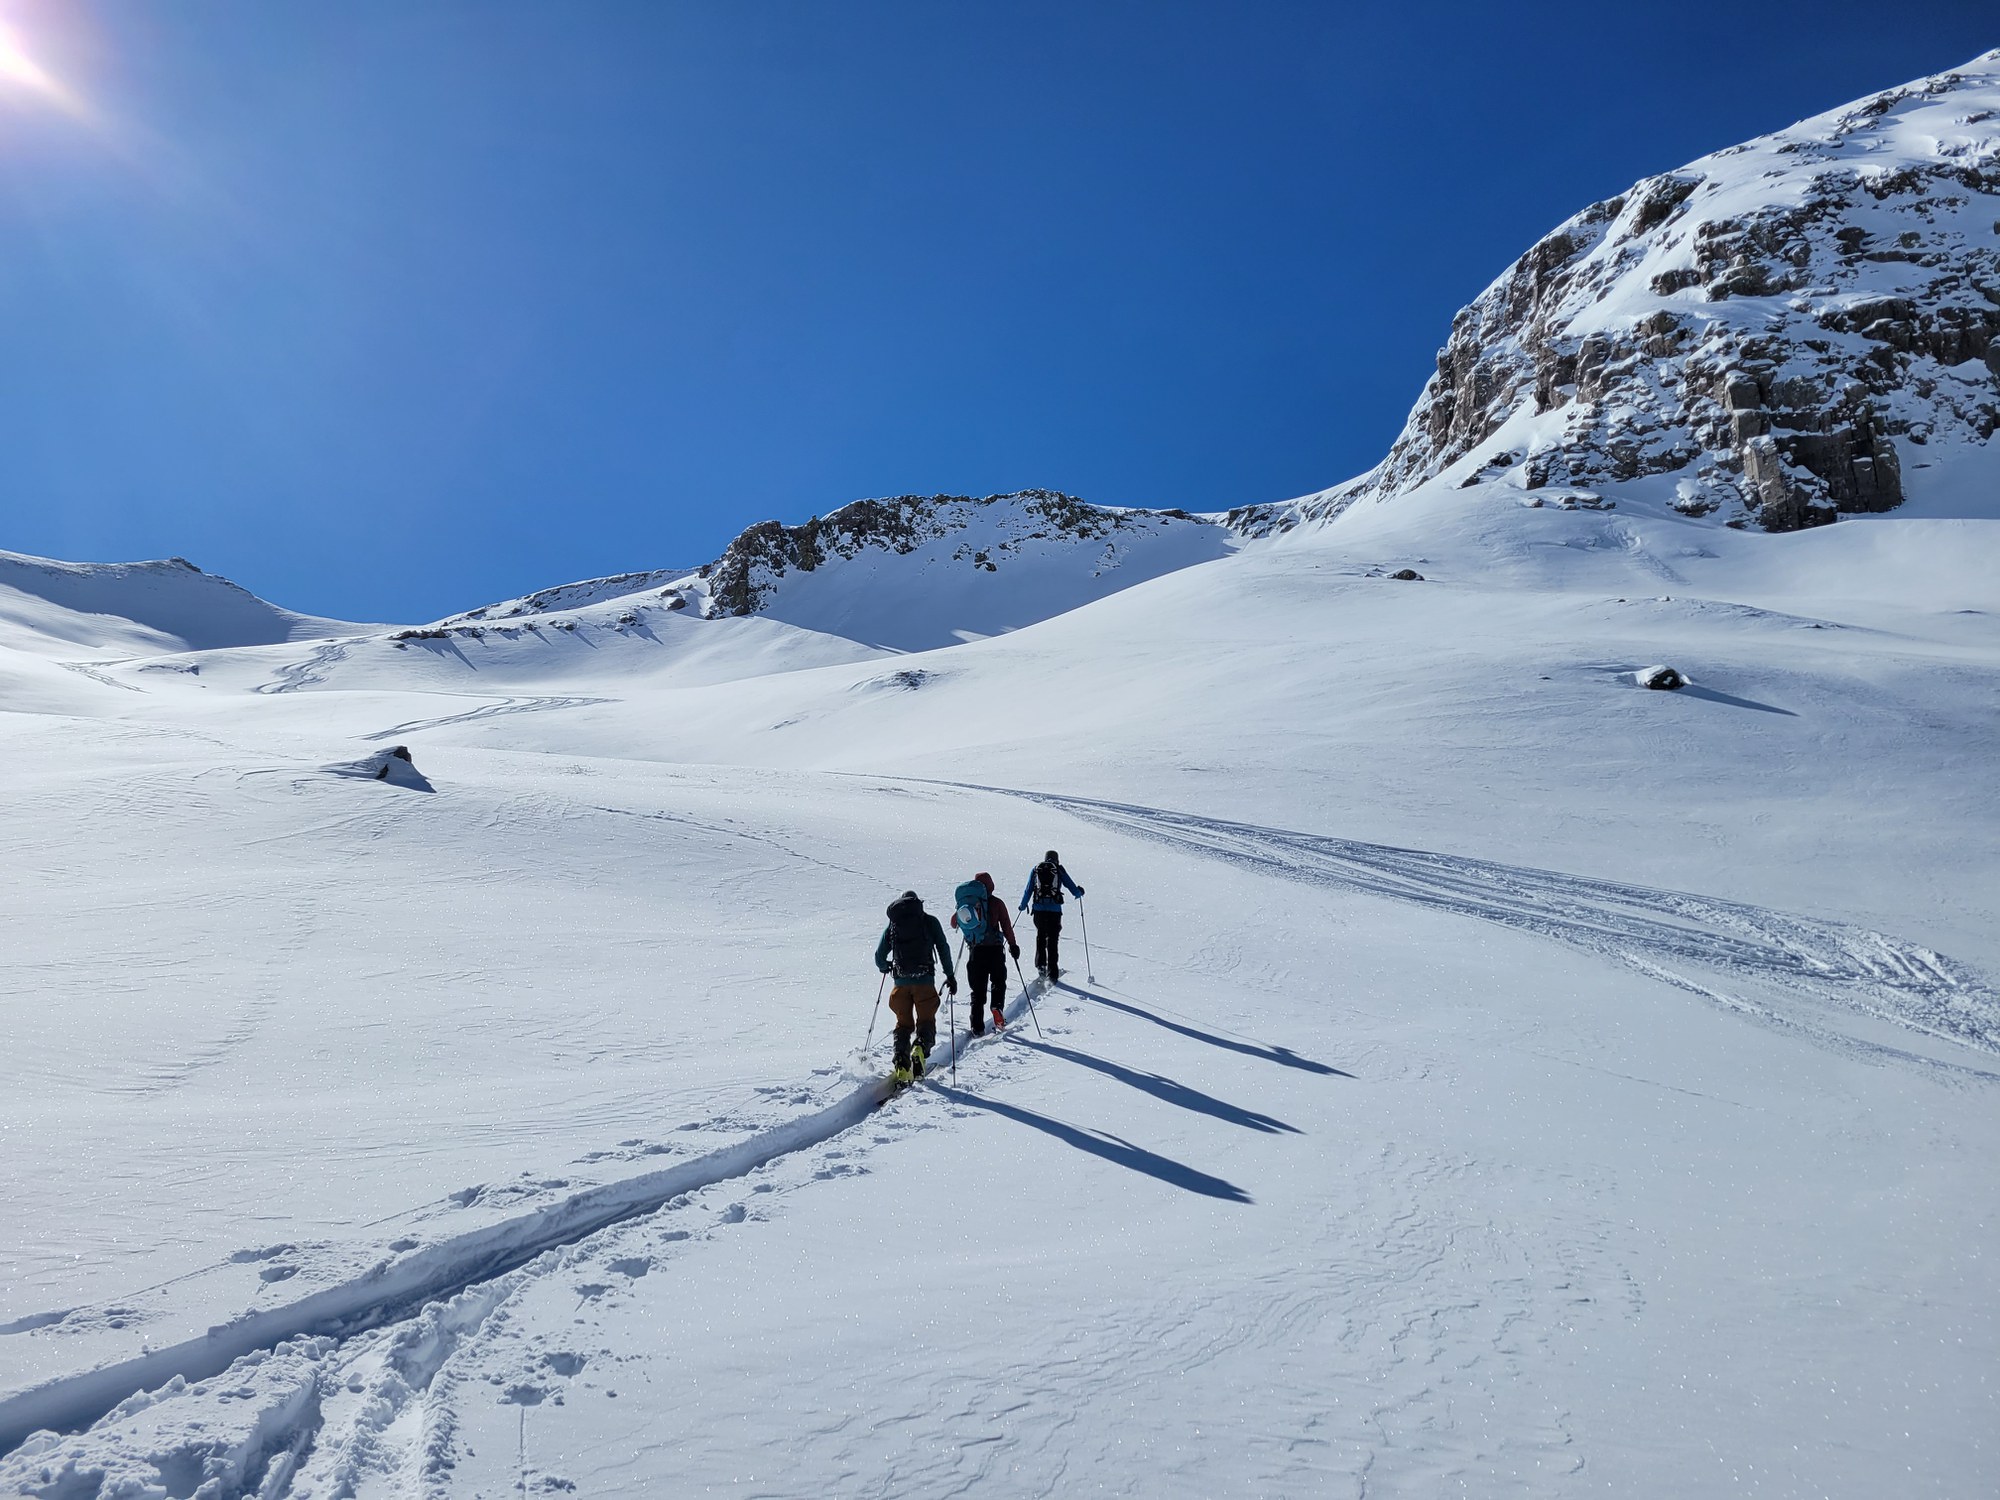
top-left (1020, 862), bottom-right (1083, 914)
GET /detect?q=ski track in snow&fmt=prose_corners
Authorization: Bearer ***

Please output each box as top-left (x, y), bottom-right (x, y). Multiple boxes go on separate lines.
top-left (961, 785), bottom-right (2000, 1081)
top-left (362, 696), bottom-right (615, 741)
top-left (253, 643), bottom-right (353, 695)
top-left (54, 661), bottom-right (144, 693)
top-left (0, 978), bottom-right (1056, 1487)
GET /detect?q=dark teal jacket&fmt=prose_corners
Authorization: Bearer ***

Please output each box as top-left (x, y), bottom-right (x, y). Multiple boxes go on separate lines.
top-left (876, 911), bottom-right (954, 985)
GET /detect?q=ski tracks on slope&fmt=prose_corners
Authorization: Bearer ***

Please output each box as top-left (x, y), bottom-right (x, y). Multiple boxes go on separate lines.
top-left (970, 786), bottom-right (2000, 1081)
top-left (0, 996), bottom-right (1052, 1494)
top-left (253, 643), bottom-right (355, 696)
top-left (362, 697), bottom-right (614, 741)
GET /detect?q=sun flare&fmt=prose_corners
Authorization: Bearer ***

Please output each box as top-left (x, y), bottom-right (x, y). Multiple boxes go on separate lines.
top-left (0, 17), bottom-right (80, 114)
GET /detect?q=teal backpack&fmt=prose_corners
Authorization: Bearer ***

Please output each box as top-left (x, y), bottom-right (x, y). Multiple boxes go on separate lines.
top-left (953, 880), bottom-right (993, 945)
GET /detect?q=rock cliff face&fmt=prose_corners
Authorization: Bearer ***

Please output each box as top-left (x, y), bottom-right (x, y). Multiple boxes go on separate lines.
top-left (1305, 51), bottom-right (2000, 531)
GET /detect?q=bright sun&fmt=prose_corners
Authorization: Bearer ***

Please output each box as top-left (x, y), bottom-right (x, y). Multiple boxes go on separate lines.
top-left (0, 18), bottom-right (75, 110)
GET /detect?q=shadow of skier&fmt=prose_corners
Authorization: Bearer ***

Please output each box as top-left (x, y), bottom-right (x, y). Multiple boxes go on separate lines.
top-left (1016, 1038), bottom-right (1303, 1134)
top-left (927, 1083), bottom-right (1253, 1204)
top-left (1058, 981), bottom-right (1353, 1078)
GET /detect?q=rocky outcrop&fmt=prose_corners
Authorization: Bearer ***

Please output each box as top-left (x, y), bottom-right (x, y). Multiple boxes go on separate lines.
top-left (439, 489), bottom-right (1231, 640)
top-left (1302, 52), bottom-right (2000, 532)
top-left (696, 489), bottom-right (1212, 617)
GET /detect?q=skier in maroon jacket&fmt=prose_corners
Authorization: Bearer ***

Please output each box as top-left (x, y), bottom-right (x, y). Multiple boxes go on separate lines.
top-left (951, 871), bottom-right (1020, 1036)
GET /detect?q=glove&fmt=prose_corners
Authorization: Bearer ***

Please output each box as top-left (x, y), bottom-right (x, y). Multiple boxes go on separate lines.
top-left (945, 976), bottom-right (959, 995)
top-left (877, 961), bottom-right (892, 975)
top-left (1075, 887), bottom-right (1085, 898)
top-left (1009, 942), bottom-right (1021, 960)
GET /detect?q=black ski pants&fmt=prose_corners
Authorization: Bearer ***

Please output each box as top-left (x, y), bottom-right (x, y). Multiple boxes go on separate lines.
top-left (968, 944), bottom-right (1008, 1018)
top-left (1032, 910), bottom-right (1062, 975)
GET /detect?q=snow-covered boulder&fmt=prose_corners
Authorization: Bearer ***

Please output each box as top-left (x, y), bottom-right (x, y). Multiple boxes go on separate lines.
top-left (1636, 665), bottom-right (1687, 690)
top-left (325, 745), bottom-right (434, 790)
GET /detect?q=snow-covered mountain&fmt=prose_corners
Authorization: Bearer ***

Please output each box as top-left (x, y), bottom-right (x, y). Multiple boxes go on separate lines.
top-left (3, 56), bottom-right (1999, 1500)
top-left (1242, 49), bottom-right (2000, 538)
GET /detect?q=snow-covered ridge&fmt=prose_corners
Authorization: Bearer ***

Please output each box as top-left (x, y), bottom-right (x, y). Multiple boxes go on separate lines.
top-left (0, 549), bottom-right (367, 656)
top-left (693, 488), bottom-right (1216, 616)
top-left (442, 566), bottom-right (697, 625)
top-left (1271, 49), bottom-right (2000, 534)
top-left (441, 489), bottom-right (1236, 652)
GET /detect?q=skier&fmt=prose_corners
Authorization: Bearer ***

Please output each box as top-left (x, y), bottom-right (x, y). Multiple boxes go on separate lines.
top-left (951, 871), bottom-right (1020, 1037)
top-left (1019, 850), bottom-right (1084, 981)
top-left (874, 890), bottom-right (957, 1084)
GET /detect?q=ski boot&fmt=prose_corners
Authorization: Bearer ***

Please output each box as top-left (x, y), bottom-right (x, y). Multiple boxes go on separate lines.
top-left (909, 1043), bottom-right (927, 1081)
top-left (991, 1004), bottom-right (1005, 1031)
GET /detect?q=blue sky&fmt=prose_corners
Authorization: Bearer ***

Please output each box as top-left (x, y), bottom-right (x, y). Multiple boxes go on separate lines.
top-left (0, 1), bottom-right (1992, 621)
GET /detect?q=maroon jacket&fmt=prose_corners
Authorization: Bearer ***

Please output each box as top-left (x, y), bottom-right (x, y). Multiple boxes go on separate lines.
top-left (950, 871), bottom-right (1017, 948)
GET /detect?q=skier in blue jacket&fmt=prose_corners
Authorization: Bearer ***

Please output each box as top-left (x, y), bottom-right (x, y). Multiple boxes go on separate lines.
top-left (1019, 850), bottom-right (1083, 980)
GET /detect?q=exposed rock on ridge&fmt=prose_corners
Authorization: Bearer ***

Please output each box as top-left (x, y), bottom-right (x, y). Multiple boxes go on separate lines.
top-left (696, 489), bottom-right (1204, 617)
top-left (1301, 51), bottom-right (2000, 531)
top-left (450, 490), bottom-right (1221, 628)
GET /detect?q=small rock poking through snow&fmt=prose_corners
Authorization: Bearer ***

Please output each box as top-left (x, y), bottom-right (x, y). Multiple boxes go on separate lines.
top-left (1636, 665), bottom-right (1687, 690)
top-left (323, 744), bottom-right (435, 791)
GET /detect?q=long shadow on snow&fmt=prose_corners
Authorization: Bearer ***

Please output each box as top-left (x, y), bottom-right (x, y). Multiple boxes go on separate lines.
top-left (1016, 1037), bottom-right (1305, 1134)
top-left (1057, 981), bottom-right (1353, 1078)
top-left (1675, 684), bottom-right (1797, 716)
top-left (927, 1084), bottom-right (1253, 1204)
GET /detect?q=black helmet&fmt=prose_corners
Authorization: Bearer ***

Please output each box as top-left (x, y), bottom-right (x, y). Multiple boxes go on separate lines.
top-left (1044, 850), bottom-right (1059, 862)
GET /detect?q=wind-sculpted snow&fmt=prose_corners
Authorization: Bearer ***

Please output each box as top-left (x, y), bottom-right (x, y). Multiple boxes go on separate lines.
top-left (978, 788), bottom-right (2000, 1075)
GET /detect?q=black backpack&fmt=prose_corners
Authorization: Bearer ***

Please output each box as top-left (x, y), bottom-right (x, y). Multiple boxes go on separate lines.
top-left (886, 895), bottom-right (932, 974)
top-left (1033, 861), bottom-right (1061, 903)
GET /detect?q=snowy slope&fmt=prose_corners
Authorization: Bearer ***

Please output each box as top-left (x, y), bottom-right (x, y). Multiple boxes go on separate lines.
top-left (3, 492), bottom-right (1996, 1496)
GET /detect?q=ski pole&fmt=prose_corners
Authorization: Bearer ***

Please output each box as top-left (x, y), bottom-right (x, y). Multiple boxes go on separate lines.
top-left (863, 972), bottom-right (887, 1051)
top-left (1078, 897), bottom-right (1094, 982)
top-left (951, 937), bottom-right (966, 1080)
top-left (1010, 947), bottom-right (1046, 1039)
